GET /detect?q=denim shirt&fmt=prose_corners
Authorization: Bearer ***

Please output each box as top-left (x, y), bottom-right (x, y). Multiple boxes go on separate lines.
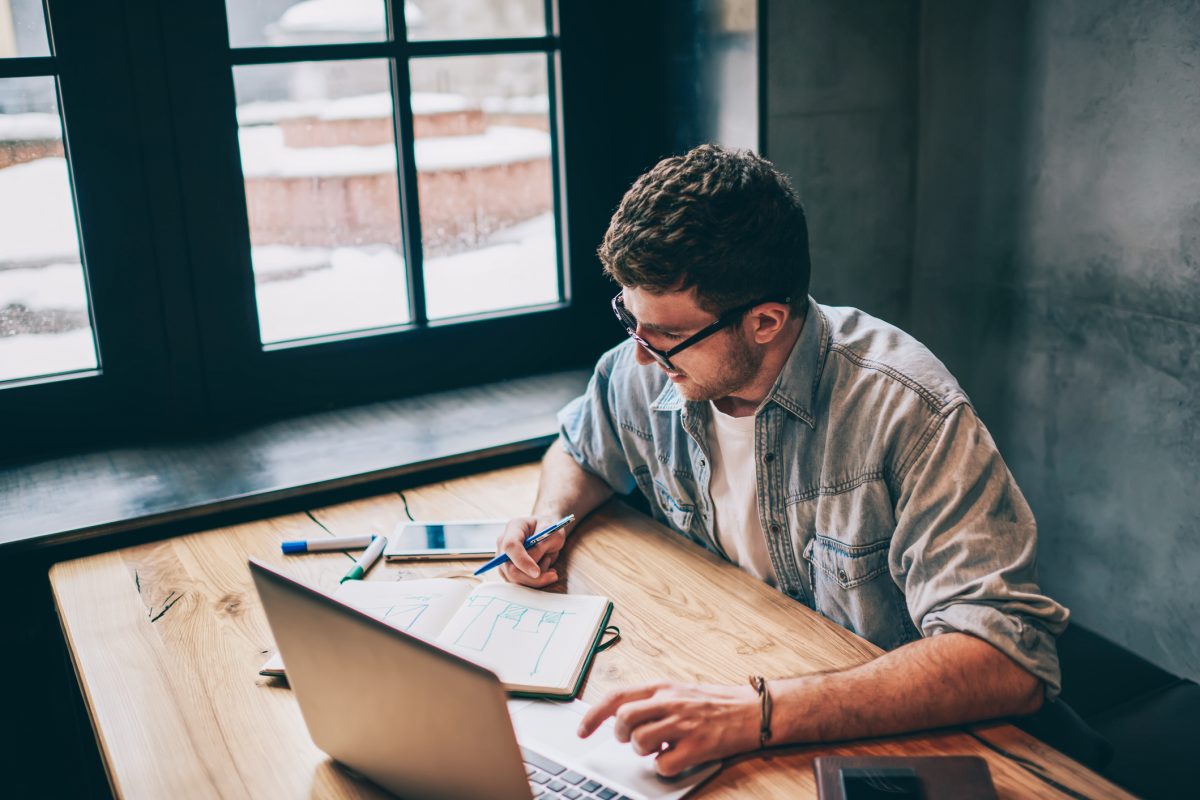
top-left (558, 296), bottom-right (1069, 697)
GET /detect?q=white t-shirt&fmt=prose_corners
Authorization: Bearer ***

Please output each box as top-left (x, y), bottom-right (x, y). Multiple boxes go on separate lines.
top-left (707, 403), bottom-right (779, 587)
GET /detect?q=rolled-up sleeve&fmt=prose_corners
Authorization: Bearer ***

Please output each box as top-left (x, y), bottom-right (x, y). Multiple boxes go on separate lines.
top-left (891, 401), bottom-right (1070, 698)
top-left (556, 352), bottom-right (637, 496)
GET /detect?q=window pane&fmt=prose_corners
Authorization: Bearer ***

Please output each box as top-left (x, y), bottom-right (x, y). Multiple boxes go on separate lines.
top-left (406, 0), bottom-right (546, 41)
top-left (226, 0), bottom-right (389, 49)
top-left (0, 76), bottom-right (98, 383)
top-left (409, 53), bottom-right (558, 321)
top-left (0, 0), bottom-right (50, 58)
top-left (234, 60), bottom-right (410, 344)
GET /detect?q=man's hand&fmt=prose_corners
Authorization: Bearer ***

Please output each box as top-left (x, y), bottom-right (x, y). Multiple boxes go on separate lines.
top-left (576, 682), bottom-right (761, 777)
top-left (574, 634), bottom-right (1043, 772)
top-left (495, 515), bottom-right (569, 588)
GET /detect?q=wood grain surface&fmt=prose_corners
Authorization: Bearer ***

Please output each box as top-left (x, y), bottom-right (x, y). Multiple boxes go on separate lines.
top-left (50, 463), bottom-right (1132, 799)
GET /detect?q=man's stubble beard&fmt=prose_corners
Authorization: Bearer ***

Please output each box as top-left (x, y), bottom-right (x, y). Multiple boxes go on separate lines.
top-left (675, 332), bottom-right (763, 403)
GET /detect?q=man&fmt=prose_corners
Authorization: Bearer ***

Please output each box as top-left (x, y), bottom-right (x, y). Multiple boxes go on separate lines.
top-left (494, 144), bottom-right (1069, 776)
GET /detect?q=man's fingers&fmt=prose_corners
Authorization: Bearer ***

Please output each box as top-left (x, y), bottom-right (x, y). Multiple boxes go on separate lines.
top-left (503, 531), bottom-right (542, 577)
top-left (655, 738), bottom-right (703, 778)
top-left (496, 529), bottom-right (561, 587)
top-left (577, 684), bottom-right (666, 738)
top-left (528, 569), bottom-right (559, 588)
top-left (504, 540), bottom-right (557, 580)
top-left (498, 562), bottom-right (526, 584)
top-left (498, 561), bottom-right (559, 588)
top-left (499, 521), bottom-right (568, 579)
top-left (630, 715), bottom-right (681, 757)
top-left (506, 546), bottom-right (541, 576)
top-left (524, 532), bottom-right (565, 562)
top-left (613, 698), bottom-right (670, 743)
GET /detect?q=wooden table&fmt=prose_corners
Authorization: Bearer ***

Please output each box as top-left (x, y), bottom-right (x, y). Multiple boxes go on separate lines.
top-left (51, 463), bottom-right (1131, 799)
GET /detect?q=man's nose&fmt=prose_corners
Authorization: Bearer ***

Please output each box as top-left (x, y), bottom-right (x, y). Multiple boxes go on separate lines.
top-left (633, 342), bottom-right (654, 366)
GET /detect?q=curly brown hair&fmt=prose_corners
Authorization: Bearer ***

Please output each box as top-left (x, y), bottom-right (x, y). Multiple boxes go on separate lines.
top-left (598, 144), bottom-right (810, 316)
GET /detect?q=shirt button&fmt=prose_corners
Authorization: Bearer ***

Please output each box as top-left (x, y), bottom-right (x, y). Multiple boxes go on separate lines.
top-left (699, 458), bottom-right (706, 467)
top-left (764, 453), bottom-right (776, 463)
top-left (769, 523), bottom-right (780, 534)
top-left (838, 568), bottom-right (848, 582)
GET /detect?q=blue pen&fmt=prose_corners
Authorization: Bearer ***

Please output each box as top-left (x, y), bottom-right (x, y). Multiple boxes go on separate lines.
top-left (473, 514), bottom-right (576, 576)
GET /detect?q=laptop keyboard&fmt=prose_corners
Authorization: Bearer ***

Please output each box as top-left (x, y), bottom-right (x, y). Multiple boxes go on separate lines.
top-left (521, 746), bottom-right (634, 800)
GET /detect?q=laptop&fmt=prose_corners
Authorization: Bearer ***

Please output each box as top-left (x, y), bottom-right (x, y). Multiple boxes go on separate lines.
top-left (249, 559), bottom-right (720, 800)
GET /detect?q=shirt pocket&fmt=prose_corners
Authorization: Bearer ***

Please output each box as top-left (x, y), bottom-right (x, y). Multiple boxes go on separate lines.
top-left (633, 466), bottom-right (697, 536)
top-left (801, 534), bottom-right (916, 650)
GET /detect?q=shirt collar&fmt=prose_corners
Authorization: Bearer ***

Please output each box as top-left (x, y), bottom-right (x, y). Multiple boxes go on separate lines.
top-left (649, 296), bottom-right (830, 427)
top-left (650, 378), bottom-right (685, 412)
top-left (764, 296), bottom-right (829, 428)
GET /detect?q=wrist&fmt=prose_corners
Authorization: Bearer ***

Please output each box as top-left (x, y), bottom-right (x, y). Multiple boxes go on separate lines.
top-left (746, 676), bottom-right (774, 750)
top-left (738, 686), bottom-right (762, 752)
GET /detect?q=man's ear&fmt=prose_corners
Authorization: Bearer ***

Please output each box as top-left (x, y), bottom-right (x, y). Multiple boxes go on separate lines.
top-left (749, 303), bottom-right (792, 344)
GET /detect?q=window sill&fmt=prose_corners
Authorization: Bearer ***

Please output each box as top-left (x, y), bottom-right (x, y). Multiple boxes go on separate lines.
top-left (0, 369), bottom-right (589, 554)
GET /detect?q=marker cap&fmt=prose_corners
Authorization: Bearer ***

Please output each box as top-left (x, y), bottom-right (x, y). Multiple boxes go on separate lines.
top-left (281, 540), bottom-right (307, 554)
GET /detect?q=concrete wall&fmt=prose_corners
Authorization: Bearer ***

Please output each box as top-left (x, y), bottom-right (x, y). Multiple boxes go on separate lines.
top-left (766, 0), bottom-right (919, 325)
top-left (768, 0), bottom-right (1200, 682)
top-left (913, 0), bottom-right (1200, 682)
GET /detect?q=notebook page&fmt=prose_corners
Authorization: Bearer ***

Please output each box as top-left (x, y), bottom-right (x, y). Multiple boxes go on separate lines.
top-left (333, 578), bottom-right (475, 639)
top-left (260, 578), bottom-right (474, 674)
top-left (435, 583), bottom-right (606, 691)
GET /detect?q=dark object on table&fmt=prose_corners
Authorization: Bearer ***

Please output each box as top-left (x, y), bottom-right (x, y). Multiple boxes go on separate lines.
top-left (814, 756), bottom-right (997, 800)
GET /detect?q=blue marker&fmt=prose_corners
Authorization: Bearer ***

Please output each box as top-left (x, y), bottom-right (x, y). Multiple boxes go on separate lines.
top-left (282, 534), bottom-right (376, 554)
top-left (473, 514), bottom-right (575, 576)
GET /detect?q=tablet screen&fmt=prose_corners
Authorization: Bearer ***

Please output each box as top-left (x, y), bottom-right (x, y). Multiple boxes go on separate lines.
top-left (389, 521), bottom-right (506, 557)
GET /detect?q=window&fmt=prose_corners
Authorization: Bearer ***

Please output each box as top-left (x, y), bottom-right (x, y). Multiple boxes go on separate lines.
top-left (232, 56), bottom-right (413, 343)
top-left (164, 1), bottom-right (577, 417)
top-left (1, 2), bottom-right (170, 457)
top-left (0, 9), bottom-right (97, 384)
top-left (221, 1), bottom-right (565, 340)
top-left (220, 1), bottom-right (564, 344)
top-left (2, 1), bottom-right (659, 459)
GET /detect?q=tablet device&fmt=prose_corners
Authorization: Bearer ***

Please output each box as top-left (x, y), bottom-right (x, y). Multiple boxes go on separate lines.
top-left (383, 519), bottom-right (508, 560)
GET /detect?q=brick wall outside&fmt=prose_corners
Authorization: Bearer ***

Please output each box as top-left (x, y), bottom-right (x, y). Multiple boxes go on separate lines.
top-left (244, 157), bottom-right (552, 252)
top-left (279, 108), bottom-right (491, 148)
top-left (0, 139), bottom-right (63, 169)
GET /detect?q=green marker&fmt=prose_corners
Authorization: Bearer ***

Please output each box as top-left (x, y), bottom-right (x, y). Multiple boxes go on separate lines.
top-left (339, 534), bottom-right (387, 583)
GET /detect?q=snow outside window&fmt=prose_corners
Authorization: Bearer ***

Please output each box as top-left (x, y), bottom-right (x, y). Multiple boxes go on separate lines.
top-left (0, 75), bottom-right (99, 383)
top-left (409, 52), bottom-right (558, 321)
top-left (235, 59), bottom-right (414, 344)
top-left (0, 0), bottom-right (51, 59)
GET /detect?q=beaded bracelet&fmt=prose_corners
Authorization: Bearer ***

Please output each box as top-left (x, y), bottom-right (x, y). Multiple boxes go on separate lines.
top-left (748, 675), bottom-right (773, 748)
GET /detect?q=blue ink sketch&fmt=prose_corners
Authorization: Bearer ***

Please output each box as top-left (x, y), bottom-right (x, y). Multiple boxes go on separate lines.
top-left (453, 594), bottom-right (576, 676)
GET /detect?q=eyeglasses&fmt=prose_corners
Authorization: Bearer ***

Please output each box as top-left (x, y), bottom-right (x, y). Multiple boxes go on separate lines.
top-left (611, 291), bottom-right (791, 372)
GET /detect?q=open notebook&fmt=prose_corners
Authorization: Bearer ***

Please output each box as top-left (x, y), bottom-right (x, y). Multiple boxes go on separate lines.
top-left (259, 578), bottom-right (614, 699)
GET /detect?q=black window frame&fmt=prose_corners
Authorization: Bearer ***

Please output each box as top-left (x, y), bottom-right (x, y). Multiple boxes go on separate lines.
top-left (160, 1), bottom-right (596, 423)
top-left (2, 0), bottom-right (682, 462)
top-left (0, 2), bottom-right (174, 458)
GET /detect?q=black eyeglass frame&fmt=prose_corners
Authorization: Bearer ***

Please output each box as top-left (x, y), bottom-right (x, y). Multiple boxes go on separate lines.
top-left (611, 291), bottom-right (792, 371)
